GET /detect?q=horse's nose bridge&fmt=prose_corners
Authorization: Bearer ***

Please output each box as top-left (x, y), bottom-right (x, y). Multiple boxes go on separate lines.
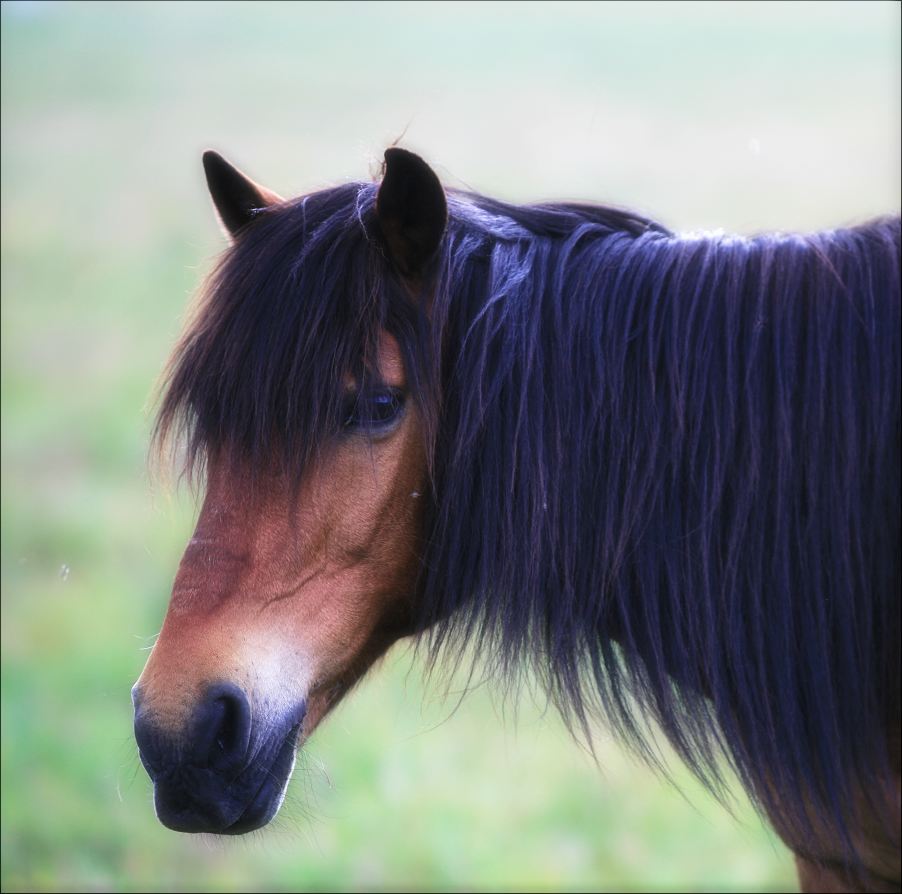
top-left (166, 534), bottom-right (255, 616)
top-left (180, 528), bottom-right (254, 572)
top-left (134, 602), bottom-right (243, 733)
top-left (133, 645), bottom-right (206, 735)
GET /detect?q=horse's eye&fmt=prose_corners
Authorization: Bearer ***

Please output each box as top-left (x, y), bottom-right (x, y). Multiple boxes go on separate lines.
top-left (342, 388), bottom-right (406, 434)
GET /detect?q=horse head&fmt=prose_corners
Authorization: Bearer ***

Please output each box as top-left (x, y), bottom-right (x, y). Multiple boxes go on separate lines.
top-left (132, 149), bottom-right (444, 833)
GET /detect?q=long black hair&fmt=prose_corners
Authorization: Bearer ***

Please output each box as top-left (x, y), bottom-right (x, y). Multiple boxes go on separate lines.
top-left (154, 166), bottom-right (901, 866)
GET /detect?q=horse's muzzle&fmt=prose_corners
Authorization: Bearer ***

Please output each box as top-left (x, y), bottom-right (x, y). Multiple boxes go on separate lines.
top-left (132, 681), bottom-right (305, 834)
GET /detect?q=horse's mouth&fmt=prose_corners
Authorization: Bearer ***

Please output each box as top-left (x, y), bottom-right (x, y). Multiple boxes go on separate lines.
top-left (218, 719), bottom-right (302, 834)
top-left (148, 712), bottom-right (304, 836)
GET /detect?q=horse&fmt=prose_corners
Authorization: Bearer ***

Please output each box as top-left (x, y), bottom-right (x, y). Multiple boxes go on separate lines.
top-left (132, 147), bottom-right (900, 892)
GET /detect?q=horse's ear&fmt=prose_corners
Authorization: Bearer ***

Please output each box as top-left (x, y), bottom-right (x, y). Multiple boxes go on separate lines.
top-left (376, 148), bottom-right (447, 278)
top-left (202, 150), bottom-right (283, 240)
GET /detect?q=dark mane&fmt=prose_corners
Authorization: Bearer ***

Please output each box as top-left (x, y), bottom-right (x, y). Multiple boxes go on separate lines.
top-left (154, 181), bottom-right (901, 859)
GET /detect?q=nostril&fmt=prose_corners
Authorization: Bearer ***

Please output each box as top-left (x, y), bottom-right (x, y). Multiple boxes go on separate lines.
top-left (193, 682), bottom-right (252, 773)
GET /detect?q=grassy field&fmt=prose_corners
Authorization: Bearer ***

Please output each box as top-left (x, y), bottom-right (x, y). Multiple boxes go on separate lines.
top-left (1, 2), bottom-right (898, 891)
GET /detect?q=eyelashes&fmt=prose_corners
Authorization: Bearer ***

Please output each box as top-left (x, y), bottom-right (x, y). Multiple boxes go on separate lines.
top-left (341, 387), bottom-right (406, 436)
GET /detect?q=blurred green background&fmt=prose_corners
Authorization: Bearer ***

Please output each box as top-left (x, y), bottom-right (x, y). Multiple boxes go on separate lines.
top-left (1, 2), bottom-right (898, 891)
